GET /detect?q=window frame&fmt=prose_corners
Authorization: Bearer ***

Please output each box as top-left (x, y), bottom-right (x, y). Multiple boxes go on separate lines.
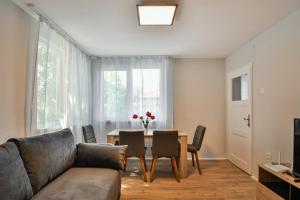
top-left (101, 67), bottom-right (161, 123)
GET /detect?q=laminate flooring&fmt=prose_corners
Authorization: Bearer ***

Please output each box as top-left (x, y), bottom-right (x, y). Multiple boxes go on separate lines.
top-left (120, 159), bottom-right (257, 200)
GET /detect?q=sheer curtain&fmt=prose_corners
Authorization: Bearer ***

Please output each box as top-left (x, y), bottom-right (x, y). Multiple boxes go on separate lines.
top-left (25, 16), bottom-right (40, 137)
top-left (92, 56), bottom-right (173, 142)
top-left (31, 21), bottom-right (92, 143)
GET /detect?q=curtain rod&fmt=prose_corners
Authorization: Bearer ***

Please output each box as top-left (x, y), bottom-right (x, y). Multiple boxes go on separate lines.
top-left (26, 3), bottom-right (91, 57)
top-left (90, 55), bottom-right (170, 60)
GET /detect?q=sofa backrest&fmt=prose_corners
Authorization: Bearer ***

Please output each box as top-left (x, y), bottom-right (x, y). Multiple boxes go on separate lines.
top-left (9, 128), bottom-right (76, 194)
top-left (0, 142), bottom-right (33, 200)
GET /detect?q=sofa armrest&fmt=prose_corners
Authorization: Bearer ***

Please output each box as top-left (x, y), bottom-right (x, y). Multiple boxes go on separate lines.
top-left (74, 143), bottom-right (127, 170)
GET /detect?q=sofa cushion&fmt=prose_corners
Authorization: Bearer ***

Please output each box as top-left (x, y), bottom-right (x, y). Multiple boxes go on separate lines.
top-left (9, 129), bottom-right (76, 194)
top-left (75, 143), bottom-right (126, 170)
top-left (0, 142), bottom-right (33, 200)
top-left (32, 168), bottom-right (121, 200)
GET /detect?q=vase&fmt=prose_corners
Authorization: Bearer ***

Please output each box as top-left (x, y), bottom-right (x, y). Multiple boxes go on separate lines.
top-left (144, 128), bottom-right (148, 134)
top-left (143, 124), bottom-right (148, 134)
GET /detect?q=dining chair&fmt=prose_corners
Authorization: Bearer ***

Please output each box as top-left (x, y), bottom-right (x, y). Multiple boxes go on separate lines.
top-left (150, 130), bottom-right (180, 182)
top-left (119, 131), bottom-right (147, 182)
top-left (82, 125), bottom-right (119, 145)
top-left (188, 125), bottom-right (206, 174)
top-left (82, 125), bottom-right (97, 143)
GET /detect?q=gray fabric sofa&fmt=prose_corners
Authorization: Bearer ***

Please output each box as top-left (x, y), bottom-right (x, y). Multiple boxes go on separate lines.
top-left (0, 128), bottom-right (126, 200)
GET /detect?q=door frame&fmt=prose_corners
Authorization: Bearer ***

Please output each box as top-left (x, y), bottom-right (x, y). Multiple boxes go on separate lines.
top-left (226, 62), bottom-right (253, 175)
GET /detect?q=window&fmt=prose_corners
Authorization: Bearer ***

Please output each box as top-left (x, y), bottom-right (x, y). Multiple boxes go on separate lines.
top-left (102, 68), bottom-right (161, 121)
top-left (132, 69), bottom-right (160, 116)
top-left (92, 57), bottom-right (172, 138)
top-left (103, 70), bottom-right (127, 120)
top-left (232, 74), bottom-right (248, 101)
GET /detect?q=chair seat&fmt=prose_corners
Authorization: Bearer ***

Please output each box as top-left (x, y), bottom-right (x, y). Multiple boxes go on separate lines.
top-left (187, 144), bottom-right (197, 152)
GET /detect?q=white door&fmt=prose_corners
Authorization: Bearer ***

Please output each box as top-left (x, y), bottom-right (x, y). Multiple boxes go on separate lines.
top-left (226, 63), bottom-right (252, 174)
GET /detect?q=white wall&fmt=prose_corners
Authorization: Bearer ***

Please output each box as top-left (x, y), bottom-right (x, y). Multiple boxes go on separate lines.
top-left (226, 8), bottom-right (300, 177)
top-left (0, 0), bottom-right (37, 143)
top-left (173, 58), bottom-right (226, 159)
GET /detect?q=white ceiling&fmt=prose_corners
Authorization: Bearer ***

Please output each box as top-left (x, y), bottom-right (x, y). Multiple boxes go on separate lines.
top-left (18, 0), bottom-right (300, 58)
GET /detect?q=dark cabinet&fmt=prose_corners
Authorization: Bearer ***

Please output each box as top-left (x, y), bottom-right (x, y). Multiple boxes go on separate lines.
top-left (258, 164), bottom-right (300, 200)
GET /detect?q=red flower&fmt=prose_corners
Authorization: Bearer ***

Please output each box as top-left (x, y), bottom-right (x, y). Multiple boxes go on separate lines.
top-left (146, 111), bottom-right (152, 117)
top-left (150, 115), bottom-right (155, 120)
top-left (132, 114), bottom-right (138, 119)
top-left (140, 116), bottom-right (144, 120)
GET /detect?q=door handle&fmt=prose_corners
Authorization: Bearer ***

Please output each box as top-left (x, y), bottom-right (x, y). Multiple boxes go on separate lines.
top-left (243, 115), bottom-right (250, 127)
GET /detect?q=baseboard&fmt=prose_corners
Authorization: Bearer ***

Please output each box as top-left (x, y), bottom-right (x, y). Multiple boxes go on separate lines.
top-left (128, 157), bottom-right (228, 161)
top-left (195, 157), bottom-right (228, 161)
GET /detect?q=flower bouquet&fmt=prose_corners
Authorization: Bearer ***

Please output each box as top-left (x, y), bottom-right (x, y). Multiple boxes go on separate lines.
top-left (132, 111), bottom-right (155, 131)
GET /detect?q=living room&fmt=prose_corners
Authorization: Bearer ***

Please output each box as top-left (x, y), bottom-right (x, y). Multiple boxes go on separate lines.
top-left (1, 0), bottom-right (300, 199)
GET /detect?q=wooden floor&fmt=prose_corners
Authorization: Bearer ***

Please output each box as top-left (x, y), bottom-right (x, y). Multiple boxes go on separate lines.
top-left (120, 159), bottom-right (257, 200)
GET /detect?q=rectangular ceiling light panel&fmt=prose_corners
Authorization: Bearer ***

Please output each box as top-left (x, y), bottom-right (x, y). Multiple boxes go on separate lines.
top-left (137, 5), bottom-right (177, 26)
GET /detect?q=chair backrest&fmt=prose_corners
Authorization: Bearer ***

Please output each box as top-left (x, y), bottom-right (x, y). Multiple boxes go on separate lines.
top-left (152, 130), bottom-right (179, 157)
top-left (192, 125), bottom-right (206, 151)
top-left (119, 131), bottom-right (145, 157)
top-left (82, 125), bottom-right (97, 143)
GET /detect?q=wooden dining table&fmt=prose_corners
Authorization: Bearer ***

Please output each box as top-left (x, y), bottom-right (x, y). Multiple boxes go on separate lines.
top-left (107, 129), bottom-right (188, 178)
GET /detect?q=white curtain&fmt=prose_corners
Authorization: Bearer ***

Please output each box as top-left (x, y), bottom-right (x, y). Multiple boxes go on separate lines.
top-left (31, 21), bottom-right (92, 143)
top-left (25, 16), bottom-right (40, 137)
top-left (92, 56), bottom-right (173, 142)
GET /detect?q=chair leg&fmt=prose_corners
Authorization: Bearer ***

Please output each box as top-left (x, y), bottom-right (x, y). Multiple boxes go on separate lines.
top-left (150, 156), bottom-right (158, 182)
top-left (150, 156), bottom-right (154, 172)
top-left (142, 156), bottom-right (147, 172)
top-left (195, 151), bottom-right (202, 174)
top-left (139, 156), bottom-right (147, 182)
top-left (171, 157), bottom-right (180, 182)
top-left (171, 159), bottom-right (175, 174)
top-left (176, 153), bottom-right (180, 167)
top-left (191, 152), bottom-right (195, 166)
top-left (123, 157), bottom-right (128, 172)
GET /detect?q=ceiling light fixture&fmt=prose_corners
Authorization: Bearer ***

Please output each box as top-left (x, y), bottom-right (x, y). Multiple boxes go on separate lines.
top-left (137, 4), bottom-right (177, 26)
